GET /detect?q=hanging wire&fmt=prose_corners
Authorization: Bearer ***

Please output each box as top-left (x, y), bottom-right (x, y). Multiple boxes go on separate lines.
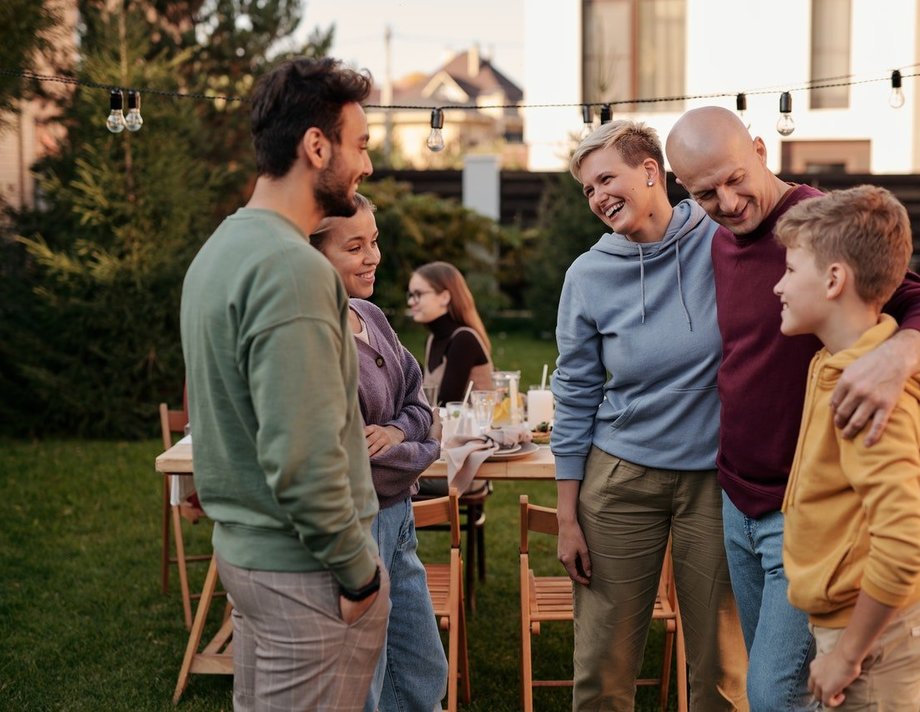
top-left (1, 65), bottom-right (918, 112)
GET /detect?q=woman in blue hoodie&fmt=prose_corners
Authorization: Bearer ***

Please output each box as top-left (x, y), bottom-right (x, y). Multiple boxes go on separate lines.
top-left (553, 120), bottom-right (748, 710)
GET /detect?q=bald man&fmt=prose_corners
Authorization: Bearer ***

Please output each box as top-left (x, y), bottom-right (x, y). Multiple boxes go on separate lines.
top-left (666, 107), bottom-right (920, 711)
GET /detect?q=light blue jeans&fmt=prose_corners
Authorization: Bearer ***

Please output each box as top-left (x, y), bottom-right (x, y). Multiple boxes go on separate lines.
top-left (364, 498), bottom-right (447, 712)
top-left (722, 493), bottom-right (818, 712)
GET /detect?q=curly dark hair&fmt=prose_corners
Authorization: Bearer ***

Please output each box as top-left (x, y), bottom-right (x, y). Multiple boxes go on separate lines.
top-left (249, 57), bottom-right (373, 178)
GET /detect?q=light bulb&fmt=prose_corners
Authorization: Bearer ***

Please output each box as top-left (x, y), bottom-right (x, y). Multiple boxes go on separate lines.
top-left (776, 114), bottom-right (795, 136)
top-left (890, 70), bottom-right (905, 109)
top-left (735, 92), bottom-right (751, 129)
top-left (580, 105), bottom-right (594, 138)
top-left (776, 91), bottom-right (795, 136)
top-left (106, 90), bottom-right (125, 133)
top-left (125, 91), bottom-right (143, 132)
top-left (427, 108), bottom-right (445, 152)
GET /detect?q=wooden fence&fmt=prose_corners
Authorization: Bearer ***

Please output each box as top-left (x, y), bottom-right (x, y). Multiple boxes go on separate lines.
top-left (369, 169), bottom-right (920, 253)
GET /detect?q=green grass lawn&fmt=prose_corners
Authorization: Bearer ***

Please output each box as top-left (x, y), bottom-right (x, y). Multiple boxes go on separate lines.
top-left (0, 331), bottom-right (680, 710)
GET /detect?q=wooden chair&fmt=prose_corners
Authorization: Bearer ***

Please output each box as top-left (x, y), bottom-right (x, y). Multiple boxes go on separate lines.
top-left (413, 487), bottom-right (472, 711)
top-left (171, 555), bottom-right (234, 704)
top-left (518, 495), bottom-right (687, 712)
top-left (458, 480), bottom-right (491, 612)
top-left (414, 480), bottom-right (492, 612)
top-left (159, 402), bottom-right (212, 629)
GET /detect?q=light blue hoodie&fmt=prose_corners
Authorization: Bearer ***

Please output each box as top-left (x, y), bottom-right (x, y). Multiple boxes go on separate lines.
top-left (551, 199), bottom-right (721, 478)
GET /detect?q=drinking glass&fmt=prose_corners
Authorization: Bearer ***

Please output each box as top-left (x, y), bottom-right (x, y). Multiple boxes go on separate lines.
top-left (491, 370), bottom-right (522, 426)
top-left (470, 390), bottom-right (497, 434)
top-left (422, 383), bottom-right (439, 409)
top-left (442, 401), bottom-right (468, 445)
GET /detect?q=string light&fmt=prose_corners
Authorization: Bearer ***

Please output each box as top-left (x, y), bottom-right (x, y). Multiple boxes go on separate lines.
top-left (105, 90), bottom-right (125, 133)
top-left (599, 103), bottom-right (612, 124)
top-left (580, 105), bottom-right (593, 138)
top-left (427, 108), bottom-right (445, 152)
top-left (735, 92), bottom-right (750, 129)
top-left (776, 91), bottom-right (795, 136)
top-left (1, 65), bottom-right (917, 137)
top-left (890, 69), bottom-right (905, 108)
top-left (124, 90), bottom-right (143, 131)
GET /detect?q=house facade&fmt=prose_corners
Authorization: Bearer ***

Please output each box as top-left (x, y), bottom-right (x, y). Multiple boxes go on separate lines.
top-left (365, 47), bottom-right (527, 169)
top-left (523, 0), bottom-right (920, 173)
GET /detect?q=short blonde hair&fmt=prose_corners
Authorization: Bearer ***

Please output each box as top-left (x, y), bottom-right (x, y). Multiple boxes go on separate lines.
top-left (775, 185), bottom-right (912, 305)
top-left (570, 119), bottom-right (665, 184)
top-left (309, 193), bottom-right (376, 251)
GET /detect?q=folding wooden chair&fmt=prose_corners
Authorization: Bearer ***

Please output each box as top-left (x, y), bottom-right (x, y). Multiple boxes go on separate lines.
top-left (159, 402), bottom-right (212, 629)
top-left (172, 555), bottom-right (234, 704)
top-left (413, 480), bottom-right (493, 612)
top-left (412, 487), bottom-right (472, 711)
top-left (518, 495), bottom-right (687, 712)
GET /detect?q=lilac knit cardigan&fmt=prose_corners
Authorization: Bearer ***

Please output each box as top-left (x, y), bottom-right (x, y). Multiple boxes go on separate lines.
top-left (350, 299), bottom-right (440, 508)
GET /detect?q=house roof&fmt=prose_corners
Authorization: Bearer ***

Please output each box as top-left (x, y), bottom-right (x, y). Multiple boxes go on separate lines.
top-left (367, 48), bottom-right (522, 108)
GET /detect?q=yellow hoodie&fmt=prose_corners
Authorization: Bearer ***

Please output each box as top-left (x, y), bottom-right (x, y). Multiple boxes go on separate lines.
top-left (783, 315), bottom-right (920, 627)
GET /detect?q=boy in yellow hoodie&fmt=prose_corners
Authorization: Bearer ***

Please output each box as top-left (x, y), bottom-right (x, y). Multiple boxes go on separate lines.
top-left (773, 184), bottom-right (920, 709)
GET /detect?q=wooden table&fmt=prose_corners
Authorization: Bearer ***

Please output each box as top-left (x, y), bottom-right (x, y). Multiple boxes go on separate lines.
top-left (155, 439), bottom-right (557, 702)
top-left (156, 439), bottom-right (556, 480)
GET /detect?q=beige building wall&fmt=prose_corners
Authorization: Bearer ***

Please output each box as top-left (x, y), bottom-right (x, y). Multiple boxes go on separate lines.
top-left (0, 0), bottom-right (77, 211)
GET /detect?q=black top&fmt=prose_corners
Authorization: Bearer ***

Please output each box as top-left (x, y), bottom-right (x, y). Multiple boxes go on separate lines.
top-left (426, 314), bottom-right (490, 403)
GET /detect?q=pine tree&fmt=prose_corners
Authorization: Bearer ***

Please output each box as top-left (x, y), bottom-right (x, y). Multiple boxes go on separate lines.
top-left (1, 0), bottom-right (327, 437)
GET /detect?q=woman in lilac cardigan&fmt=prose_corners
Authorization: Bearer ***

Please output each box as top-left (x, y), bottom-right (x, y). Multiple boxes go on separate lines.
top-left (310, 194), bottom-right (447, 712)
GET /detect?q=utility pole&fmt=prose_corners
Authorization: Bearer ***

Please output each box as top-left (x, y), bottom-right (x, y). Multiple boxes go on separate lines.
top-left (382, 24), bottom-right (393, 165)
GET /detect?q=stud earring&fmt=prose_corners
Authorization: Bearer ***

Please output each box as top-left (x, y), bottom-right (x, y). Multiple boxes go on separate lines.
top-left (646, 179), bottom-right (654, 187)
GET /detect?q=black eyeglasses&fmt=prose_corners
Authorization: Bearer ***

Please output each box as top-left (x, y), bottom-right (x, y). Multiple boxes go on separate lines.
top-left (406, 289), bottom-right (435, 302)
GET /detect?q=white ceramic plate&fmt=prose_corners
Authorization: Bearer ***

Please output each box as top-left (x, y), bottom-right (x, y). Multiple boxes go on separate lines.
top-left (486, 441), bottom-right (540, 461)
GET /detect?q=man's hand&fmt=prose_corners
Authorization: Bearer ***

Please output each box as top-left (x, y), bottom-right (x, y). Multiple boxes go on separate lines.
top-left (364, 424), bottom-right (405, 457)
top-left (339, 590), bottom-right (379, 625)
top-left (832, 330), bottom-right (920, 446)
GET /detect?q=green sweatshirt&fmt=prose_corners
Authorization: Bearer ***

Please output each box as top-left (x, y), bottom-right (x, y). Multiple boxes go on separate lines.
top-left (181, 208), bottom-right (378, 590)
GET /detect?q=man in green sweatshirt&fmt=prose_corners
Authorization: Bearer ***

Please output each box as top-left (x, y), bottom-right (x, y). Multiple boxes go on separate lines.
top-left (180, 57), bottom-right (386, 711)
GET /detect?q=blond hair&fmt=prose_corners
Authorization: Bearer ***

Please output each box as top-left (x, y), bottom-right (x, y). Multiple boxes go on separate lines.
top-left (413, 261), bottom-right (491, 353)
top-left (775, 185), bottom-right (912, 305)
top-left (570, 119), bottom-right (665, 184)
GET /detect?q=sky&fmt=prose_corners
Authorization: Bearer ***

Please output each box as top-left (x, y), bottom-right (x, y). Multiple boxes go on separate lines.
top-left (294, 0), bottom-right (525, 87)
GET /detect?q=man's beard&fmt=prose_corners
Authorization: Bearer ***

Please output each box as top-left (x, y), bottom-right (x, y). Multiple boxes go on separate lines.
top-left (315, 151), bottom-right (359, 218)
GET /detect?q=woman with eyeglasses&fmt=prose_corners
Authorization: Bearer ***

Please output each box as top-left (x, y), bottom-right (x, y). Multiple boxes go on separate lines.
top-left (310, 195), bottom-right (448, 712)
top-left (407, 261), bottom-right (493, 407)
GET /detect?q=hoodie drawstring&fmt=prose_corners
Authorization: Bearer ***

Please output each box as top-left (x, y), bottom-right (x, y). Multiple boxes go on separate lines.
top-left (637, 244), bottom-right (646, 324)
top-left (636, 239), bottom-right (693, 331)
top-left (675, 239), bottom-right (692, 331)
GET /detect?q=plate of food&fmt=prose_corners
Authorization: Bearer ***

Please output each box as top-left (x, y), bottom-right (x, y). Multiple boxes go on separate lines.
top-left (530, 421), bottom-right (553, 446)
top-left (486, 441), bottom-right (540, 461)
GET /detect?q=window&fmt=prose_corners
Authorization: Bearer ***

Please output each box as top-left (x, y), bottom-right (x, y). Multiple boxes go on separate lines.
top-left (780, 140), bottom-right (870, 174)
top-left (810, 0), bottom-right (851, 109)
top-left (582, 0), bottom-right (685, 113)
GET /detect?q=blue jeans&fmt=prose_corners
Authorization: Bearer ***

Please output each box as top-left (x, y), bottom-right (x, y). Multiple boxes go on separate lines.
top-left (722, 493), bottom-right (818, 712)
top-left (364, 498), bottom-right (447, 712)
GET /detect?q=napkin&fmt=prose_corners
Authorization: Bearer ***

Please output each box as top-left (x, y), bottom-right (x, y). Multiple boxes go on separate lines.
top-left (443, 424), bottom-right (533, 494)
top-left (169, 435), bottom-right (196, 506)
top-left (168, 434), bottom-right (203, 522)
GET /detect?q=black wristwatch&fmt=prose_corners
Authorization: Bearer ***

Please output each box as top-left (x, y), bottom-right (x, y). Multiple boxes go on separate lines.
top-left (340, 565), bottom-right (381, 602)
